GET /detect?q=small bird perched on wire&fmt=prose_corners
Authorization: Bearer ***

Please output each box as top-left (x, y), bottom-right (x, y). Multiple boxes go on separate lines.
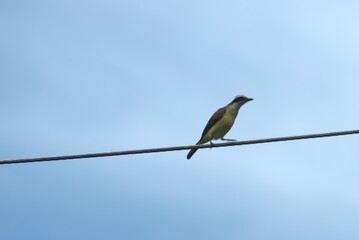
top-left (187, 95), bottom-right (253, 160)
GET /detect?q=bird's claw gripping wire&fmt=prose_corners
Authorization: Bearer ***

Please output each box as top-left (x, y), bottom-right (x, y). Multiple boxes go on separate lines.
top-left (221, 138), bottom-right (237, 142)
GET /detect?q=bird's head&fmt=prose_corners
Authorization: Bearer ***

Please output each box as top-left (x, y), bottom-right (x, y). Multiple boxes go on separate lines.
top-left (230, 95), bottom-right (253, 105)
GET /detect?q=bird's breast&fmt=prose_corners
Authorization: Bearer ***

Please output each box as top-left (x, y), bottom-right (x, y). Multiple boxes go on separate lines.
top-left (209, 109), bottom-right (237, 139)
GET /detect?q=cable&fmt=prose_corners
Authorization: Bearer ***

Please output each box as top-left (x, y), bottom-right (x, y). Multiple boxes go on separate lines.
top-left (0, 129), bottom-right (358, 165)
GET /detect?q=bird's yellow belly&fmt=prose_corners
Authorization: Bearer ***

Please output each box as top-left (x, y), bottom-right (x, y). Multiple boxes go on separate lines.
top-left (208, 114), bottom-right (235, 140)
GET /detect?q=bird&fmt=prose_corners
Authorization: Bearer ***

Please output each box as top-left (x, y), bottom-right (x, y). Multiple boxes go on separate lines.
top-left (187, 95), bottom-right (253, 159)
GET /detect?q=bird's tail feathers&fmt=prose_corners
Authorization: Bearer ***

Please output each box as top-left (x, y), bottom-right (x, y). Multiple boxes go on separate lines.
top-left (187, 148), bottom-right (198, 160)
top-left (187, 140), bottom-right (203, 160)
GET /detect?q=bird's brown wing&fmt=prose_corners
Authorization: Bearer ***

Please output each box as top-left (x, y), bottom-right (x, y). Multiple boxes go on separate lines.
top-left (188, 107), bottom-right (226, 159)
top-left (200, 107), bottom-right (226, 139)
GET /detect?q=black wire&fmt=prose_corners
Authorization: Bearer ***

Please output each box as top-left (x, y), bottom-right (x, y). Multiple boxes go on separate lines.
top-left (1, 129), bottom-right (358, 165)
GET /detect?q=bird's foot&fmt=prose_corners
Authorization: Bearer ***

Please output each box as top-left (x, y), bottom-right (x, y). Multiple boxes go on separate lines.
top-left (221, 138), bottom-right (237, 142)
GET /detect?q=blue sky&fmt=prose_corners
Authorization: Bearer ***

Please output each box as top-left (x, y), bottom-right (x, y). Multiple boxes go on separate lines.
top-left (1, 0), bottom-right (359, 239)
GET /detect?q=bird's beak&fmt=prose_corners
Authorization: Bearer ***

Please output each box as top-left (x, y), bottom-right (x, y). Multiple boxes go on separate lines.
top-left (247, 98), bottom-right (253, 102)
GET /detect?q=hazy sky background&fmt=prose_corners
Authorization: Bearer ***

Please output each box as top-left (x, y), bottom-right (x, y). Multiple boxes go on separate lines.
top-left (1, 0), bottom-right (359, 239)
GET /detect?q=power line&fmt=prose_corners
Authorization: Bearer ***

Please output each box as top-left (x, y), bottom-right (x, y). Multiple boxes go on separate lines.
top-left (1, 129), bottom-right (358, 165)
